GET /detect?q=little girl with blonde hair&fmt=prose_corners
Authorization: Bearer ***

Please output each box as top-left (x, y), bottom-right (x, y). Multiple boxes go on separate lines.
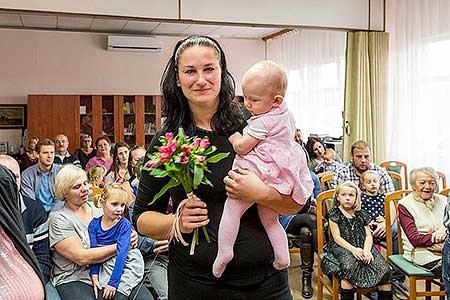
top-left (88, 183), bottom-right (151, 300)
top-left (322, 181), bottom-right (392, 300)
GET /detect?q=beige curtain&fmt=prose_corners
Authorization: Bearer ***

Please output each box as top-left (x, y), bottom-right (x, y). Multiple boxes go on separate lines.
top-left (342, 31), bottom-right (389, 164)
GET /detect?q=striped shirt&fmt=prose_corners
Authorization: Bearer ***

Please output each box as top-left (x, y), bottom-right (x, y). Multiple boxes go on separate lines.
top-left (0, 224), bottom-right (44, 300)
top-left (332, 162), bottom-right (395, 194)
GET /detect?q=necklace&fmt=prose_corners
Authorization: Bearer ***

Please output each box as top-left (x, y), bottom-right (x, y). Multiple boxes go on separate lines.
top-left (339, 207), bottom-right (355, 230)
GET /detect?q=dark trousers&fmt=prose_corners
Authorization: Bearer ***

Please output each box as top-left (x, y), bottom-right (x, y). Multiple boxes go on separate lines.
top-left (168, 269), bottom-right (292, 300)
top-left (57, 281), bottom-right (153, 300)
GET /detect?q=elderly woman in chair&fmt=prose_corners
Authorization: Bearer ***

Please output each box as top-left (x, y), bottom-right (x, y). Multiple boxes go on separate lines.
top-left (398, 167), bottom-right (447, 276)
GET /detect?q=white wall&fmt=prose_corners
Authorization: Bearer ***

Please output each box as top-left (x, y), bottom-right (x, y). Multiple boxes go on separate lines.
top-left (0, 0), bottom-right (384, 31)
top-left (0, 28), bottom-right (265, 145)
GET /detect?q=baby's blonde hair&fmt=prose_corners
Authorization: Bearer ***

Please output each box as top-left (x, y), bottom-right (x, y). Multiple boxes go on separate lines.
top-left (94, 182), bottom-right (129, 208)
top-left (324, 148), bottom-right (336, 160)
top-left (87, 165), bottom-right (107, 184)
top-left (332, 181), bottom-right (361, 211)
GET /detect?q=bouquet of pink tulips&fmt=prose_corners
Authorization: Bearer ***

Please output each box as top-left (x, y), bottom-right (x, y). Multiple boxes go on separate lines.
top-left (143, 128), bottom-right (229, 254)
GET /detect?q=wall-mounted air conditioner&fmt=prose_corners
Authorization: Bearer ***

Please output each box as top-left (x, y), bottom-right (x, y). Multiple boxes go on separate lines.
top-left (107, 35), bottom-right (163, 53)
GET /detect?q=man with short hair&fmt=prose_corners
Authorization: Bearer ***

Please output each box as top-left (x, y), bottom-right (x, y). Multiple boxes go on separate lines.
top-left (332, 140), bottom-right (395, 193)
top-left (0, 154), bottom-right (61, 300)
top-left (53, 134), bottom-right (81, 167)
top-left (21, 138), bottom-right (63, 213)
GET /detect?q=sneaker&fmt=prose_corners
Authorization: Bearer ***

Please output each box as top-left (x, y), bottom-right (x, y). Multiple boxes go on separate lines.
top-left (392, 280), bottom-right (408, 300)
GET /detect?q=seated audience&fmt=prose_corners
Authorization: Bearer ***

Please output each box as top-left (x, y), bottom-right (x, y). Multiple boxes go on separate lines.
top-left (322, 182), bottom-right (392, 300)
top-left (48, 165), bottom-right (138, 300)
top-left (442, 186), bottom-right (450, 296)
top-left (0, 164), bottom-right (45, 300)
top-left (53, 134), bottom-right (81, 167)
top-left (320, 148), bottom-right (343, 173)
top-left (305, 137), bottom-right (342, 174)
top-left (21, 138), bottom-right (63, 213)
top-left (89, 183), bottom-right (151, 300)
top-left (360, 170), bottom-right (389, 250)
top-left (0, 154), bottom-right (61, 300)
top-left (128, 145), bottom-right (146, 183)
top-left (105, 142), bottom-right (131, 184)
top-left (128, 157), bottom-right (169, 300)
top-left (87, 165), bottom-right (107, 203)
top-left (75, 134), bottom-right (96, 170)
top-left (333, 140), bottom-right (394, 194)
top-left (305, 137), bottom-right (327, 173)
top-left (280, 197), bottom-right (317, 299)
top-left (85, 136), bottom-right (113, 172)
top-left (398, 167), bottom-right (446, 276)
top-left (20, 135), bottom-right (39, 172)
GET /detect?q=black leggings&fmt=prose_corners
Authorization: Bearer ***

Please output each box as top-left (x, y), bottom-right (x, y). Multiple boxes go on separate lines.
top-left (285, 213), bottom-right (317, 243)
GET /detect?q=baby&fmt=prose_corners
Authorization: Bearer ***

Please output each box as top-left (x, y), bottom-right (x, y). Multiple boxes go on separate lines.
top-left (322, 148), bottom-right (342, 173)
top-left (212, 60), bottom-right (313, 278)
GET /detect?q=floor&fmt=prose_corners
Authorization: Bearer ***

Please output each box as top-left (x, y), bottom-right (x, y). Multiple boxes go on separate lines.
top-left (287, 251), bottom-right (445, 300)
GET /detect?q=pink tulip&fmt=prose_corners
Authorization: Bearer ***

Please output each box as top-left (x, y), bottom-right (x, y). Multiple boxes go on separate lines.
top-left (191, 138), bottom-right (202, 148)
top-left (199, 139), bottom-right (210, 149)
top-left (197, 156), bottom-right (206, 163)
top-left (165, 132), bottom-right (173, 141)
top-left (180, 156), bottom-right (189, 164)
top-left (181, 145), bottom-right (191, 154)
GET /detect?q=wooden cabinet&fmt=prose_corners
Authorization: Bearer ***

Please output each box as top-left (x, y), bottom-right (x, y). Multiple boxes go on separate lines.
top-left (28, 95), bottom-right (161, 152)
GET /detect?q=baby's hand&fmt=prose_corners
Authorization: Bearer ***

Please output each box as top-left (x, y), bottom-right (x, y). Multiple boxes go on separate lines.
top-left (228, 132), bottom-right (242, 145)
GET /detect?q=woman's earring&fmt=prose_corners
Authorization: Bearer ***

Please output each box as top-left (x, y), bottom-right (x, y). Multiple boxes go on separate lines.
top-left (176, 81), bottom-right (181, 87)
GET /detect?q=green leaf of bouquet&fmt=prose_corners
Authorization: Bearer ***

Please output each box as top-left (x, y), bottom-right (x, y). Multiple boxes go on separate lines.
top-left (177, 127), bottom-right (185, 137)
top-left (150, 168), bottom-right (169, 177)
top-left (206, 152), bottom-right (230, 163)
top-left (150, 179), bottom-right (179, 205)
top-left (193, 165), bottom-right (204, 188)
top-left (201, 175), bottom-right (213, 187)
top-left (202, 145), bottom-right (217, 155)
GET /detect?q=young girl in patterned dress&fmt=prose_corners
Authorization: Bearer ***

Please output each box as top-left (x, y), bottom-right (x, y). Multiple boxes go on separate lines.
top-left (323, 181), bottom-right (392, 300)
top-left (360, 170), bottom-right (387, 250)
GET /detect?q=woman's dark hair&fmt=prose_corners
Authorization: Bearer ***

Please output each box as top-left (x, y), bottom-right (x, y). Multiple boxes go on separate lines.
top-left (128, 144), bottom-right (146, 175)
top-left (107, 142), bottom-right (130, 177)
top-left (160, 35), bottom-right (243, 136)
top-left (305, 137), bottom-right (325, 160)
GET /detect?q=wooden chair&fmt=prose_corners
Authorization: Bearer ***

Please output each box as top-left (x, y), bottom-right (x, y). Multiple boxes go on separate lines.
top-left (386, 170), bottom-right (403, 191)
top-left (320, 172), bottom-right (334, 191)
top-left (384, 190), bottom-right (446, 300)
top-left (316, 189), bottom-right (338, 300)
top-left (440, 187), bottom-right (450, 197)
top-left (380, 161), bottom-right (408, 189)
top-left (436, 171), bottom-right (447, 191)
top-left (316, 189), bottom-right (377, 300)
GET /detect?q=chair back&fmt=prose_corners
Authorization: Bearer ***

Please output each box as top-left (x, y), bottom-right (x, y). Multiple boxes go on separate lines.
top-left (436, 171), bottom-right (447, 191)
top-left (440, 187), bottom-right (450, 197)
top-left (384, 190), bottom-right (413, 257)
top-left (387, 170), bottom-right (403, 191)
top-left (316, 189), bottom-right (335, 256)
top-left (320, 173), bottom-right (334, 191)
top-left (380, 161), bottom-right (408, 189)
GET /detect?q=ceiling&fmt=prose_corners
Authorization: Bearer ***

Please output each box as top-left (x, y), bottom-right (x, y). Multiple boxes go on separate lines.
top-left (0, 11), bottom-right (290, 40)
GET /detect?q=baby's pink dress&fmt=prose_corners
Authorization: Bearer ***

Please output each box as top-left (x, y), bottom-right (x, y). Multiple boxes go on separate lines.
top-left (212, 102), bottom-right (313, 278)
top-left (234, 102), bottom-right (312, 204)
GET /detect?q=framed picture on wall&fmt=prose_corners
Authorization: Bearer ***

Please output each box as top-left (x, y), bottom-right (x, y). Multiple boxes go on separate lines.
top-left (0, 105), bottom-right (27, 129)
